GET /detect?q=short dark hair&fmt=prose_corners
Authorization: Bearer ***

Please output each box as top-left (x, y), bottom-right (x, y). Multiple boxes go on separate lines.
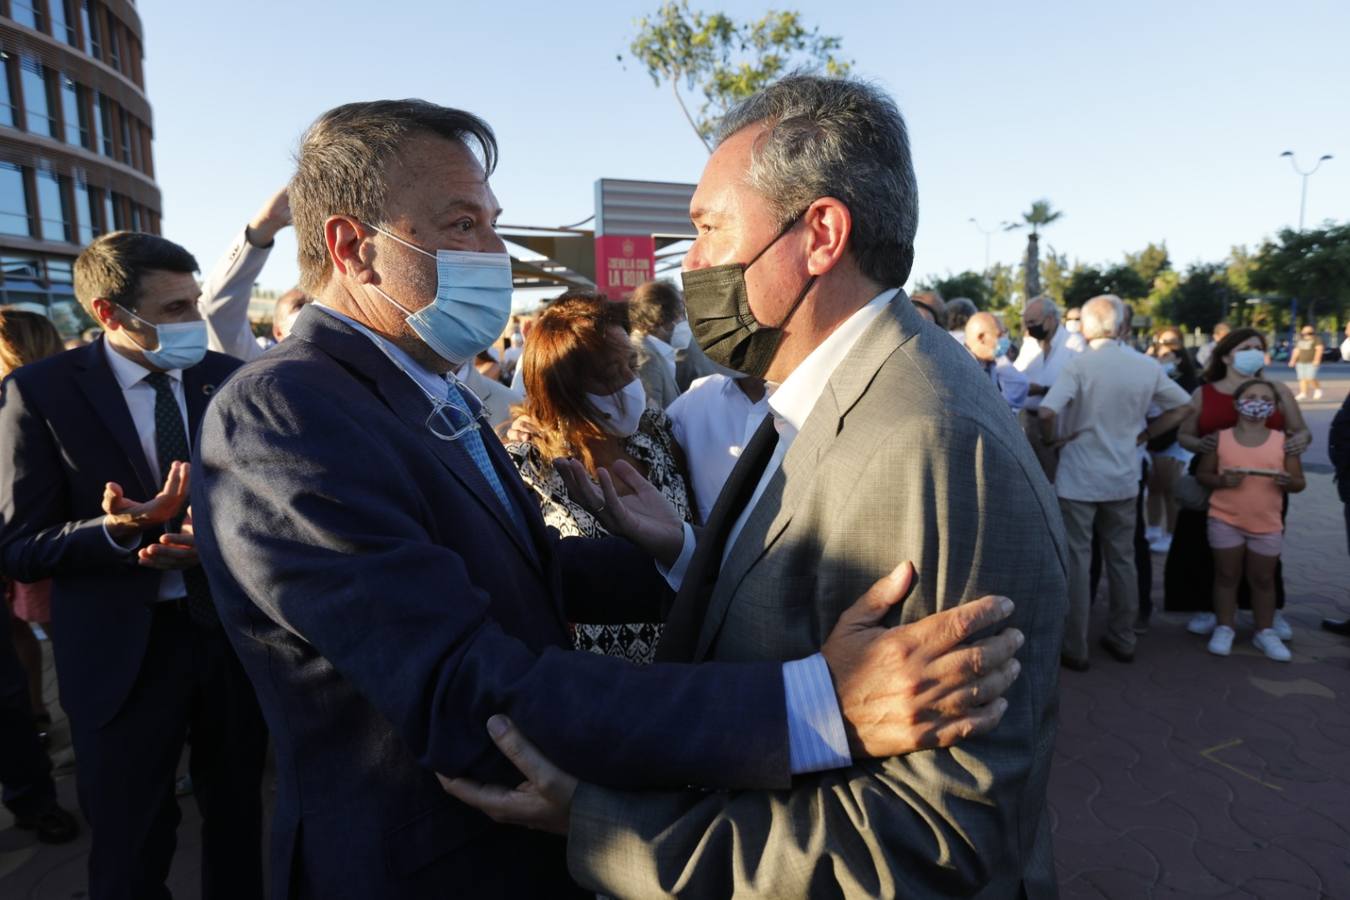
top-left (73, 231), bottom-right (199, 313)
top-left (628, 280), bottom-right (683, 335)
top-left (291, 99), bottom-right (498, 294)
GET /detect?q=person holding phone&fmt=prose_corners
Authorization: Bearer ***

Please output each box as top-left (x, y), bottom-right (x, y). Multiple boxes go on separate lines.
top-left (1196, 379), bottom-right (1306, 660)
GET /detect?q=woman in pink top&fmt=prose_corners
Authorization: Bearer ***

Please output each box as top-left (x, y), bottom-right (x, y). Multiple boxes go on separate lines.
top-left (1196, 379), bottom-right (1305, 660)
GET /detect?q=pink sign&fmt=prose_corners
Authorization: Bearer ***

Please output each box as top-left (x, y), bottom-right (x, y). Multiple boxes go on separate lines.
top-left (594, 234), bottom-right (655, 300)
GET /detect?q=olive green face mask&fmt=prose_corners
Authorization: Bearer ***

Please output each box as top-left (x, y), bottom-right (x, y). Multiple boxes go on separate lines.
top-left (682, 211), bottom-right (815, 379)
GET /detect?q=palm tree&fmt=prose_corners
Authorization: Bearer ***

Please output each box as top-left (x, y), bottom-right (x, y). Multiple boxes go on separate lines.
top-left (1004, 201), bottom-right (1064, 301)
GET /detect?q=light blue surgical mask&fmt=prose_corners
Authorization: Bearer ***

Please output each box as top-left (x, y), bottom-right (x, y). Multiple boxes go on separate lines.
top-left (1231, 348), bottom-right (1265, 376)
top-left (118, 305), bottom-right (208, 370)
top-left (367, 225), bottom-right (514, 366)
top-left (995, 335), bottom-right (1011, 358)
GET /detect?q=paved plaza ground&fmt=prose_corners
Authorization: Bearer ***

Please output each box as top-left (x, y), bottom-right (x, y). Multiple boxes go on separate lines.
top-left (3, 368), bottom-right (1348, 899)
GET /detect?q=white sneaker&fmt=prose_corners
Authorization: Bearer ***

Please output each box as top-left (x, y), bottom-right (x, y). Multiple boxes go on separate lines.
top-left (1253, 629), bottom-right (1292, 662)
top-left (1295, 392), bottom-right (1308, 401)
top-left (1145, 525), bottom-right (1163, 543)
top-left (1208, 625), bottom-right (1235, 656)
top-left (1188, 612), bottom-right (1218, 635)
top-left (1273, 610), bottom-right (1293, 641)
top-left (1313, 389), bottom-right (1323, 400)
top-left (1149, 534), bottom-right (1173, 555)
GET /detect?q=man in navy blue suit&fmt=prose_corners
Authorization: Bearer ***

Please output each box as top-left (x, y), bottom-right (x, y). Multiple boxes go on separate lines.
top-left (190, 100), bottom-right (1024, 899)
top-left (0, 233), bottom-right (267, 900)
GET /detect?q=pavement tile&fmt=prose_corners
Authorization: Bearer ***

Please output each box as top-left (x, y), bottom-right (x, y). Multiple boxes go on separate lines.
top-left (1191, 835), bottom-right (1325, 893)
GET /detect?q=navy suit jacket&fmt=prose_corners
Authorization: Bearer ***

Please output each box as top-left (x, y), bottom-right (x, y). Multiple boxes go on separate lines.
top-left (0, 338), bottom-right (240, 728)
top-left (190, 307), bottom-right (791, 899)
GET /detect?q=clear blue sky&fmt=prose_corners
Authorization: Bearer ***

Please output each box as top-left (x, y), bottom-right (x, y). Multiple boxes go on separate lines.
top-left (141, 0), bottom-right (1350, 295)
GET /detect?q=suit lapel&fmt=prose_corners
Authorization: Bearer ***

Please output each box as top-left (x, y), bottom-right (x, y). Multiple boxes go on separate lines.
top-left (73, 338), bottom-right (156, 496)
top-left (691, 292), bottom-right (921, 660)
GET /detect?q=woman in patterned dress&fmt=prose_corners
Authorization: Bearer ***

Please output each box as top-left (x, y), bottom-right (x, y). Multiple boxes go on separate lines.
top-left (505, 293), bottom-right (693, 664)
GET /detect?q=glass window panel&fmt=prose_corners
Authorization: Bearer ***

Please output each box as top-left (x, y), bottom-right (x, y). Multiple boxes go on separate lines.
top-left (107, 21), bottom-right (122, 71)
top-left (84, 2), bottom-right (102, 60)
top-left (74, 181), bottom-right (93, 244)
top-left (97, 94), bottom-right (113, 157)
top-left (46, 259), bottom-right (74, 283)
top-left (107, 191), bottom-right (122, 230)
top-left (85, 185), bottom-right (103, 237)
top-left (130, 204), bottom-right (141, 232)
top-left (51, 0), bottom-right (78, 46)
top-left (20, 58), bottom-right (57, 138)
top-left (36, 170), bottom-right (72, 243)
top-left (119, 109), bottom-right (132, 163)
top-left (61, 77), bottom-right (89, 148)
top-left (0, 54), bottom-right (15, 128)
top-left (0, 163), bottom-right (32, 237)
top-left (9, 1), bottom-right (43, 31)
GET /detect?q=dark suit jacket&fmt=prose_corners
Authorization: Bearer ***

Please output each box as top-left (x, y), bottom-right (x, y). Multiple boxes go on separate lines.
top-left (0, 338), bottom-right (240, 729)
top-left (190, 306), bottom-right (792, 900)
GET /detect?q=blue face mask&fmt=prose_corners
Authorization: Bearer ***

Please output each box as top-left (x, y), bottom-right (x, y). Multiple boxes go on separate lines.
top-left (118, 305), bottom-right (208, 370)
top-left (367, 225), bottom-right (514, 366)
top-left (995, 335), bottom-right (1011, 358)
top-left (1231, 348), bottom-right (1265, 376)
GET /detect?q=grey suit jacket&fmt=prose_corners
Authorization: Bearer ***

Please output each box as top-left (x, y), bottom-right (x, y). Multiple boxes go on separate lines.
top-left (200, 227), bottom-right (274, 362)
top-left (568, 292), bottom-right (1068, 899)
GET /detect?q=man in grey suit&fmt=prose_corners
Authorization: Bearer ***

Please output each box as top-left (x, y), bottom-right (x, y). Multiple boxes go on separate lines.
top-left (448, 76), bottom-right (1066, 897)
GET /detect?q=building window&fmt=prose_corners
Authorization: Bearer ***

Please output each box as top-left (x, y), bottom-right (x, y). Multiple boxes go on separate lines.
top-left (106, 190), bottom-right (121, 230)
top-left (118, 108), bottom-right (132, 165)
top-left (130, 203), bottom-right (141, 232)
top-left (9, 1), bottom-right (45, 32)
top-left (96, 93), bottom-right (113, 157)
top-left (82, 1), bottom-right (103, 61)
top-left (74, 180), bottom-right (94, 244)
top-left (20, 58), bottom-right (58, 138)
top-left (0, 163), bottom-right (32, 237)
top-left (106, 20), bottom-right (122, 72)
top-left (51, 0), bottom-right (79, 47)
top-left (61, 77), bottom-right (90, 149)
top-left (36, 169), bottom-right (73, 243)
top-left (0, 53), bottom-right (16, 129)
top-left (46, 258), bottom-right (74, 283)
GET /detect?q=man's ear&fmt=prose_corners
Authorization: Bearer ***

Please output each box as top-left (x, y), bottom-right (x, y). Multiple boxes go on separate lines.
top-left (90, 297), bottom-right (120, 330)
top-left (326, 215), bottom-right (378, 285)
top-left (802, 197), bottom-right (852, 278)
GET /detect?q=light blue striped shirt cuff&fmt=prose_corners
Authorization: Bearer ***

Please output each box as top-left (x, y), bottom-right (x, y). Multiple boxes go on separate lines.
top-left (783, 653), bottom-right (852, 774)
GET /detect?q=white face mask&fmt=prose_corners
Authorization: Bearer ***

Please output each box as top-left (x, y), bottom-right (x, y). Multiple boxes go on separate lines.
top-left (669, 319), bottom-right (693, 350)
top-left (586, 377), bottom-right (646, 437)
top-left (1066, 320), bottom-right (1082, 333)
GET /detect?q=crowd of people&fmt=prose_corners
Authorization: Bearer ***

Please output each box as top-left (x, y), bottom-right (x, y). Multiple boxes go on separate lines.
top-left (0, 73), bottom-right (1345, 900)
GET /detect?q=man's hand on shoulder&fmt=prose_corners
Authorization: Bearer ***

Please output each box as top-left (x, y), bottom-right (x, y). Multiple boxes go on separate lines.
top-left (822, 562), bottom-right (1023, 757)
top-left (438, 715), bottom-right (576, 835)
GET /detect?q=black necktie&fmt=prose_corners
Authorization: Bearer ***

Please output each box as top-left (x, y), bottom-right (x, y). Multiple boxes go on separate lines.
top-left (654, 413), bottom-right (780, 662)
top-left (144, 372), bottom-right (218, 626)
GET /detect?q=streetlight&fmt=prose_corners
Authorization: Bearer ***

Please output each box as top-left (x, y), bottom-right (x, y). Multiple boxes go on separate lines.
top-left (968, 218), bottom-right (997, 271)
top-left (1279, 151), bottom-right (1333, 230)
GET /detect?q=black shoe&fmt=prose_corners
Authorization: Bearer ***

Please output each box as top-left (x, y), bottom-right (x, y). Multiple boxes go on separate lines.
top-left (1099, 636), bottom-right (1135, 663)
top-left (13, 801), bottom-right (80, 844)
top-left (1060, 654), bottom-right (1090, 672)
top-left (1321, 618), bottom-right (1350, 636)
top-left (1133, 615), bottom-right (1150, 635)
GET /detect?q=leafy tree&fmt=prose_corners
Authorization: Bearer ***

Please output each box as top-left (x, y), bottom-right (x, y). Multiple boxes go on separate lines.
top-left (1123, 241), bottom-right (1171, 289)
top-left (1152, 263), bottom-right (1236, 330)
top-left (627, 2), bottom-right (851, 151)
top-left (1061, 263), bottom-right (1148, 309)
top-left (1004, 200), bottom-right (1063, 299)
top-left (916, 270), bottom-right (990, 309)
top-left (1248, 223), bottom-right (1350, 325)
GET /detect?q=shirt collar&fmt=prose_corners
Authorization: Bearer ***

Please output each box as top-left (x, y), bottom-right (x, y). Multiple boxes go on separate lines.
top-left (315, 304), bottom-right (454, 402)
top-left (644, 333), bottom-right (676, 366)
top-left (102, 336), bottom-right (182, 389)
top-left (768, 288), bottom-right (897, 434)
top-left (1088, 337), bottom-right (1118, 349)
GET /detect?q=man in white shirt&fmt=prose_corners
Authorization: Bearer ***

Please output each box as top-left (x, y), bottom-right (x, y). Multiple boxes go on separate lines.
top-left (1064, 305), bottom-right (1087, 352)
top-left (1015, 294), bottom-right (1083, 480)
top-left (945, 296), bottom-right (977, 345)
top-left (1040, 295), bottom-right (1191, 669)
top-left (665, 373), bottom-right (770, 523)
top-left (1340, 322), bottom-right (1350, 362)
top-left (628, 279), bottom-right (684, 408)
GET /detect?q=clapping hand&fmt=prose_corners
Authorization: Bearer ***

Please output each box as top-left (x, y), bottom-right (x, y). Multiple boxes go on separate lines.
top-left (137, 507), bottom-right (199, 571)
top-left (554, 458), bottom-right (684, 566)
top-left (102, 461), bottom-right (190, 541)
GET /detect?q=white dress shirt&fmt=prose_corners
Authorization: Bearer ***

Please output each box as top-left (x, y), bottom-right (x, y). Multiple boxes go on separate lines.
top-left (102, 340), bottom-right (188, 601)
top-left (1041, 339), bottom-right (1192, 503)
top-left (665, 374), bottom-right (771, 524)
top-left (1013, 323), bottom-right (1082, 411)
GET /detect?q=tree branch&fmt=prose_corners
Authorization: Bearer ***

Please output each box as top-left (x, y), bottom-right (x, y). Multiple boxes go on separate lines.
top-left (672, 78), bottom-right (713, 153)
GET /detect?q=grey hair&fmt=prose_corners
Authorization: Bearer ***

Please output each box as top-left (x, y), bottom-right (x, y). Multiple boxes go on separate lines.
top-left (1023, 294), bottom-right (1060, 323)
top-left (290, 99), bottom-right (497, 294)
top-left (716, 75), bottom-right (918, 287)
top-left (1081, 295), bottom-right (1124, 341)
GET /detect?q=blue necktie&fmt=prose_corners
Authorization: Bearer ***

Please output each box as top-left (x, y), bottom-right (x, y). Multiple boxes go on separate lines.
top-left (441, 380), bottom-right (528, 539)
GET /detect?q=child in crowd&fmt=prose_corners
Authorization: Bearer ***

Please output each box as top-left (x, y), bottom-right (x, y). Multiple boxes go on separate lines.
top-left (1196, 379), bottom-right (1305, 660)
